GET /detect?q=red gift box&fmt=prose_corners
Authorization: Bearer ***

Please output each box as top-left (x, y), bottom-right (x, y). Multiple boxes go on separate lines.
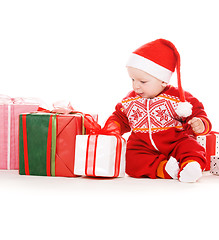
top-left (54, 114), bottom-right (85, 177)
top-left (197, 132), bottom-right (219, 171)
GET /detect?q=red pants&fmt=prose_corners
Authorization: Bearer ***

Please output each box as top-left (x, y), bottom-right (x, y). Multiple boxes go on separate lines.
top-left (125, 129), bottom-right (206, 178)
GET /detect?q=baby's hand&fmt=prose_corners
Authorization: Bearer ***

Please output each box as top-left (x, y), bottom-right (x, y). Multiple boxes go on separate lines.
top-left (188, 117), bottom-right (205, 134)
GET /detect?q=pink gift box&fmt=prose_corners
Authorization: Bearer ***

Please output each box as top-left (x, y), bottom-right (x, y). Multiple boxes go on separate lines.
top-left (0, 103), bottom-right (39, 169)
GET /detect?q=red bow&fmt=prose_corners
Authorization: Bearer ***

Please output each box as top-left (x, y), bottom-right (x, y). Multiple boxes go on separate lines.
top-left (83, 114), bottom-right (121, 136)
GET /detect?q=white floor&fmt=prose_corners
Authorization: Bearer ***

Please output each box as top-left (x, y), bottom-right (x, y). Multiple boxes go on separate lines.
top-left (1, 170), bottom-right (218, 240)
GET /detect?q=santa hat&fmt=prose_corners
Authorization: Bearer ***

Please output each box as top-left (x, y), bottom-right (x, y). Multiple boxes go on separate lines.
top-left (126, 38), bottom-right (192, 117)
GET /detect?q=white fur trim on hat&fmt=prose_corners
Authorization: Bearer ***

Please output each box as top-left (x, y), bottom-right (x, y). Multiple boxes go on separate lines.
top-left (175, 101), bottom-right (193, 118)
top-left (126, 53), bottom-right (173, 83)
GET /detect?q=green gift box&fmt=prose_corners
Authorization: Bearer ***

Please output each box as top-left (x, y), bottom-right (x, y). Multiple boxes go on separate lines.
top-left (19, 112), bottom-right (85, 177)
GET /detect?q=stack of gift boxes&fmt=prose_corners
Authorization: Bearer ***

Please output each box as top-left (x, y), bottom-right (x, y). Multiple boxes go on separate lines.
top-left (1, 95), bottom-right (219, 178)
top-left (0, 96), bottom-right (126, 178)
top-left (19, 112), bottom-right (126, 177)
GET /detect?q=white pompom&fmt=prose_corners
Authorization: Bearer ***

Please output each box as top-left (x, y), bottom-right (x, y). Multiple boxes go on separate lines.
top-left (175, 101), bottom-right (193, 118)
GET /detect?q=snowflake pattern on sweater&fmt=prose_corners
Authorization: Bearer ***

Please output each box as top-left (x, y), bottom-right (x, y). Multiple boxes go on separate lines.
top-left (121, 93), bottom-right (183, 133)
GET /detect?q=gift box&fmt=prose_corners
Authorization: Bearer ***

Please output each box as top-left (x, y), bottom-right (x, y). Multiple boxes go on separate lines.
top-left (74, 134), bottom-right (126, 177)
top-left (210, 156), bottom-right (219, 175)
top-left (0, 96), bottom-right (39, 169)
top-left (19, 112), bottom-right (85, 177)
top-left (197, 132), bottom-right (219, 171)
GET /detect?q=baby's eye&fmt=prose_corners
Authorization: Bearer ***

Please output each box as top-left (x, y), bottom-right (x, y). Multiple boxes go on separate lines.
top-left (140, 81), bottom-right (147, 84)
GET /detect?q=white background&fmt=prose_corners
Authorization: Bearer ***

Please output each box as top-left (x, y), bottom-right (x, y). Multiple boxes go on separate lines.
top-left (0, 0), bottom-right (219, 239)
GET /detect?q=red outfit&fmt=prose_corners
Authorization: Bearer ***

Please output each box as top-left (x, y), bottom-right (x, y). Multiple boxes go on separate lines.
top-left (105, 85), bottom-right (212, 178)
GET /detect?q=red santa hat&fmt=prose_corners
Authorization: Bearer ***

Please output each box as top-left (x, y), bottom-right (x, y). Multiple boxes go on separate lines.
top-left (126, 38), bottom-right (192, 117)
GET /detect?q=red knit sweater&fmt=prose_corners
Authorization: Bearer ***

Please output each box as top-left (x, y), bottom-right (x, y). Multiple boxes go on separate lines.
top-left (106, 85), bottom-right (211, 139)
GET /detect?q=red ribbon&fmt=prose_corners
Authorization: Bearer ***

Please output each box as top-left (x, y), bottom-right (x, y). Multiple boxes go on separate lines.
top-left (22, 115), bottom-right (30, 175)
top-left (46, 116), bottom-right (53, 176)
top-left (84, 134), bottom-right (123, 177)
top-left (85, 135), bottom-right (99, 176)
top-left (83, 114), bottom-right (124, 177)
top-left (209, 131), bottom-right (219, 135)
top-left (83, 114), bottom-right (120, 135)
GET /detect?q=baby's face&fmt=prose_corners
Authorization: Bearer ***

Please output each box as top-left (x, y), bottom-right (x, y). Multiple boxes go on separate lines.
top-left (127, 67), bottom-right (167, 99)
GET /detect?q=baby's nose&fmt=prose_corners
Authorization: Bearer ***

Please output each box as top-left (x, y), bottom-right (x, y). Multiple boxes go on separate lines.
top-left (134, 82), bottom-right (141, 91)
top-left (133, 81), bottom-right (139, 88)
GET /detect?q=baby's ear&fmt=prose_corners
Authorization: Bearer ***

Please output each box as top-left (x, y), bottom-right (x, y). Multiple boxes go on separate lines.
top-left (161, 81), bottom-right (167, 87)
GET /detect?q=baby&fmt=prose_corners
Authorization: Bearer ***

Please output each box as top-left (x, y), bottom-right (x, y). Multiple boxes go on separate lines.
top-left (104, 39), bottom-right (212, 182)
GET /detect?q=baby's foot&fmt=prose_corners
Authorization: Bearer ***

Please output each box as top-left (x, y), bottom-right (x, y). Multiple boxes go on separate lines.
top-left (179, 161), bottom-right (202, 183)
top-left (165, 157), bottom-right (180, 179)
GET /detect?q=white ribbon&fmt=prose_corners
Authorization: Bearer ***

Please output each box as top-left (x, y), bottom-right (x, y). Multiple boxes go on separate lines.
top-left (7, 105), bottom-right (11, 170)
top-left (52, 100), bottom-right (74, 114)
